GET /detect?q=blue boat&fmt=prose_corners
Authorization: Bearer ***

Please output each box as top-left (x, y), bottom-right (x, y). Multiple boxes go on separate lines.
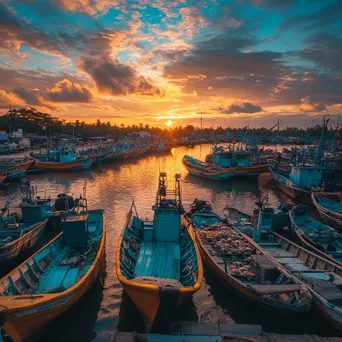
top-left (289, 207), bottom-right (342, 264)
top-left (182, 155), bottom-right (234, 181)
top-left (0, 182), bottom-right (51, 264)
top-left (312, 194), bottom-right (342, 230)
top-left (116, 173), bottom-right (203, 331)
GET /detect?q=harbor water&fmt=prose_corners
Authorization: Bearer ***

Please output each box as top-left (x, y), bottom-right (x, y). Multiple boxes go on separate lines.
top-left (0, 144), bottom-right (338, 340)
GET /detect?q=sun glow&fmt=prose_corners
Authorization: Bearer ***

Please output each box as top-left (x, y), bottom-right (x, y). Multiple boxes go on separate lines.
top-left (165, 119), bottom-right (173, 127)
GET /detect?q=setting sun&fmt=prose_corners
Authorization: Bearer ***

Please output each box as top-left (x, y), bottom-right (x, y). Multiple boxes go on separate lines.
top-left (165, 119), bottom-right (173, 127)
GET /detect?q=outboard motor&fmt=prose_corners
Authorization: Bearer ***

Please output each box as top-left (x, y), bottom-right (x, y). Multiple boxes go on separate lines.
top-left (293, 204), bottom-right (307, 216)
top-left (279, 203), bottom-right (293, 213)
top-left (54, 194), bottom-right (75, 211)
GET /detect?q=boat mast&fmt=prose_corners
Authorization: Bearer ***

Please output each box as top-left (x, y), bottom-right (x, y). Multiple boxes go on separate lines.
top-left (315, 115), bottom-right (329, 166)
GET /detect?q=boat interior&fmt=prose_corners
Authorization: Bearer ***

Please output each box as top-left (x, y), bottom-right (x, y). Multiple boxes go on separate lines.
top-left (197, 222), bottom-right (304, 305)
top-left (120, 209), bottom-right (199, 288)
top-left (316, 196), bottom-right (342, 214)
top-left (0, 209), bottom-right (103, 296)
top-left (0, 222), bottom-right (36, 245)
top-left (261, 235), bottom-right (342, 307)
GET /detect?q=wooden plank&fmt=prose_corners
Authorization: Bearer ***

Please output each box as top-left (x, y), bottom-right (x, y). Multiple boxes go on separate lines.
top-left (267, 249), bottom-right (294, 258)
top-left (248, 284), bottom-right (301, 294)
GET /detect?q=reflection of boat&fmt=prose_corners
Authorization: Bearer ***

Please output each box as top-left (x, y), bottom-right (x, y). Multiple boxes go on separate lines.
top-left (189, 210), bottom-right (311, 313)
top-left (289, 208), bottom-right (342, 264)
top-left (182, 155), bottom-right (234, 181)
top-left (31, 147), bottom-right (93, 171)
top-left (0, 158), bottom-right (35, 181)
top-left (0, 195), bottom-right (106, 341)
top-left (269, 165), bottom-right (341, 205)
top-left (116, 173), bottom-right (203, 331)
top-left (312, 194), bottom-right (342, 230)
top-left (263, 233), bottom-right (342, 332)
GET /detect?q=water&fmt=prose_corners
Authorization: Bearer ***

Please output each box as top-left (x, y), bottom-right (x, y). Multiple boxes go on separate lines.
top-left (0, 145), bottom-right (339, 340)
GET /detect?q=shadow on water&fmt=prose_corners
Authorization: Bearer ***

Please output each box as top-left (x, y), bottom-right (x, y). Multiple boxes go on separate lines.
top-left (202, 266), bottom-right (341, 337)
top-left (184, 174), bottom-right (233, 193)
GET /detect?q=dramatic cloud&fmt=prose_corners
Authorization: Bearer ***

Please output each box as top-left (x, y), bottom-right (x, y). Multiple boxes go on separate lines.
top-left (215, 102), bottom-right (263, 114)
top-left (78, 56), bottom-right (163, 96)
top-left (299, 96), bottom-right (326, 112)
top-left (47, 79), bottom-right (93, 102)
top-left (53, 0), bottom-right (117, 14)
top-left (12, 87), bottom-right (43, 106)
top-left (0, 89), bottom-right (21, 109)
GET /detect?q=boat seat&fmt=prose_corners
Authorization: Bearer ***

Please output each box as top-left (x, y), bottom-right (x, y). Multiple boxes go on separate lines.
top-left (303, 277), bottom-right (342, 302)
top-left (134, 242), bottom-right (180, 280)
top-left (34, 268), bottom-right (69, 293)
top-left (249, 284), bottom-right (301, 295)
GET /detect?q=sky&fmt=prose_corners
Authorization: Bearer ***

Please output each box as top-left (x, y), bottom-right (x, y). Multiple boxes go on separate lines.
top-left (0, 0), bottom-right (342, 128)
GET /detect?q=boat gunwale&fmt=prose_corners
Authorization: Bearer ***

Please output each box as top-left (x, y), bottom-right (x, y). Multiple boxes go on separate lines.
top-left (0, 217), bottom-right (49, 250)
top-left (312, 194), bottom-right (342, 221)
top-left (289, 211), bottom-right (342, 266)
top-left (0, 209), bottom-right (106, 311)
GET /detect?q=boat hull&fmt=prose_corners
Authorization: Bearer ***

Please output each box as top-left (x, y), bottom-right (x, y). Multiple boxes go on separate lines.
top-left (312, 194), bottom-right (342, 230)
top-left (233, 164), bottom-right (269, 177)
top-left (0, 219), bottom-right (48, 263)
top-left (1, 212), bottom-right (106, 342)
top-left (1, 160), bottom-right (35, 181)
top-left (184, 164), bottom-right (234, 181)
top-left (34, 159), bottom-right (93, 171)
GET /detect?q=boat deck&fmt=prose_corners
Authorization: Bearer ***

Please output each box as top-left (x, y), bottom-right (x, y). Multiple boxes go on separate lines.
top-left (134, 242), bottom-right (180, 280)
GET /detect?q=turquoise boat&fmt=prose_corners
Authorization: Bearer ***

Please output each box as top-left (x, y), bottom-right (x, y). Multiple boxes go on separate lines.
top-left (116, 173), bottom-right (203, 331)
top-left (312, 194), bottom-right (342, 230)
top-left (182, 155), bottom-right (234, 181)
top-left (0, 196), bottom-right (106, 341)
top-left (289, 208), bottom-right (342, 264)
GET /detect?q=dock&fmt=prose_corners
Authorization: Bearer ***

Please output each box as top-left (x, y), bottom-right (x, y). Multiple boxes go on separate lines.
top-left (108, 322), bottom-right (342, 341)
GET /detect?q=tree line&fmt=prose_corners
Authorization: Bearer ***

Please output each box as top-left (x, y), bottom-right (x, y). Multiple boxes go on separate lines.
top-left (0, 108), bottom-right (340, 140)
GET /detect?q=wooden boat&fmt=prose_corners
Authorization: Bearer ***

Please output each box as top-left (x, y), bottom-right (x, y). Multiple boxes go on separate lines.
top-left (267, 158), bottom-right (291, 173)
top-left (289, 209), bottom-right (342, 264)
top-left (269, 165), bottom-right (342, 205)
top-left (312, 194), bottom-right (342, 230)
top-left (0, 174), bottom-right (8, 188)
top-left (0, 159), bottom-right (35, 181)
top-left (189, 214), bottom-right (312, 313)
top-left (116, 173), bottom-right (203, 331)
top-left (182, 155), bottom-right (234, 181)
top-left (31, 148), bottom-right (93, 171)
top-left (261, 233), bottom-right (342, 331)
top-left (0, 199), bottom-right (105, 341)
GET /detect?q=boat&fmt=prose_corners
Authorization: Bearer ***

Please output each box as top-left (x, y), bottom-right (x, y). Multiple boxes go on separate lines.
top-left (116, 173), bottom-right (203, 331)
top-left (261, 232), bottom-right (342, 331)
top-left (269, 165), bottom-right (342, 205)
top-left (31, 147), bottom-right (93, 171)
top-left (205, 144), bottom-right (269, 177)
top-left (79, 147), bottom-right (106, 165)
top-left (189, 211), bottom-right (312, 313)
top-left (182, 155), bottom-right (235, 181)
top-left (312, 194), bottom-right (342, 230)
top-left (0, 174), bottom-right (8, 188)
top-left (0, 158), bottom-right (35, 181)
top-left (289, 207), bottom-right (342, 264)
top-left (0, 187), bottom-right (50, 264)
top-left (0, 194), bottom-right (106, 341)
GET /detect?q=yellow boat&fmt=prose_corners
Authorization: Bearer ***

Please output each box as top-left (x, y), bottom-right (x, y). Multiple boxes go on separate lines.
top-left (0, 196), bottom-right (106, 342)
top-left (116, 173), bottom-right (203, 331)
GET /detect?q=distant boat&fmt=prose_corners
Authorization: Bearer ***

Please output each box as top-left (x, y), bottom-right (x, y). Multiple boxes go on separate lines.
top-left (289, 208), bottom-right (342, 264)
top-left (0, 158), bottom-right (35, 181)
top-left (116, 173), bottom-right (203, 331)
top-left (269, 165), bottom-right (342, 204)
top-left (312, 194), bottom-right (342, 230)
top-left (31, 147), bottom-right (93, 171)
top-left (0, 196), bottom-right (106, 341)
top-left (182, 155), bottom-right (234, 181)
top-left (189, 209), bottom-right (312, 313)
